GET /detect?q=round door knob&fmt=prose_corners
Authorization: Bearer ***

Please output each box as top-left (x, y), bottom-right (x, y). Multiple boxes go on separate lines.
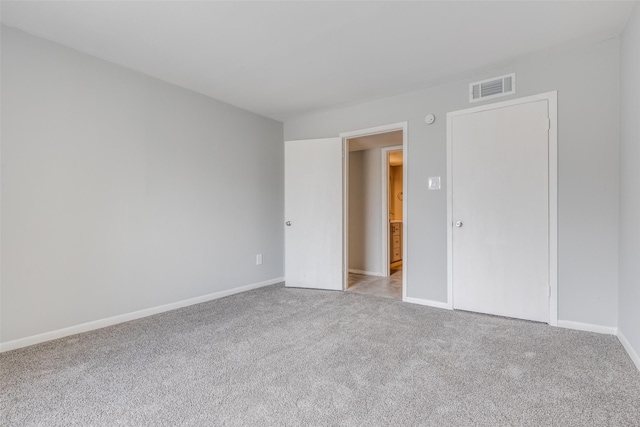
top-left (286, 221), bottom-right (292, 226)
top-left (455, 221), bottom-right (463, 227)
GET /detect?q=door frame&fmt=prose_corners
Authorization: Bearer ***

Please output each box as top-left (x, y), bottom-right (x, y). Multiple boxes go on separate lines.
top-left (340, 122), bottom-right (408, 301)
top-left (446, 91), bottom-right (558, 325)
top-left (381, 145), bottom-right (404, 277)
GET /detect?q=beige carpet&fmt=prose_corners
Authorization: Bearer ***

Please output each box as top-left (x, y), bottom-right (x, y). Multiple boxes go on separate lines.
top-left (2, 283), bottom-right (639, 426)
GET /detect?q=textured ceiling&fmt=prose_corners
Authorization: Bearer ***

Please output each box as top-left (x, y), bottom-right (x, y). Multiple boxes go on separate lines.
top-left (1, 1), bottom-right (635, 121)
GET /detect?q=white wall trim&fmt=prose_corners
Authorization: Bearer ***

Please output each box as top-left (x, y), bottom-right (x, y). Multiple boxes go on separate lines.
top-left (342, 139), bottom-right (350, 290)
top-left (348, 269), bottom-right (385, 277)
top-left (547, 91), bottom-right (559, 327)
top-left (340, 122), bottom-right (407, 140)
top-left (557, 320), bottom-right (618, 335)
top-left (446, 111), bottom-right (455, 311)
top-left (0, 277), bottom-right (284, 353)
top-left (405, 297), bottom-right (452, 310)
top-left (446, 91), bottom-right (558, 322)
top-left (618, 330), bottom-right (640, 371)
top-left (401, 125), bottom-right (408, 303)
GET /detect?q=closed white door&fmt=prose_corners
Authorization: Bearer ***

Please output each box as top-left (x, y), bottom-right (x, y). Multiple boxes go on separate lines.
top-left (285, 138), bottom-right (343, 290)
top-left (451, 99), bottom-right (550, 322)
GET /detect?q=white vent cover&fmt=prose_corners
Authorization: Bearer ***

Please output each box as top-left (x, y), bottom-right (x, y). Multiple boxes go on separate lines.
top-left (469, 73), bottom-right (516, 103)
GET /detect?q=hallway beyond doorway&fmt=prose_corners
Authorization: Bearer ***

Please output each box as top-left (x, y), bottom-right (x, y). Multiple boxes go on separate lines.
top-left (347, 264), bottom-right (402, 300)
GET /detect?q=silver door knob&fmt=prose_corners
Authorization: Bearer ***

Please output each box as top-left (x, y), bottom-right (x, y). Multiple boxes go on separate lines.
top-left (286, 221), bottom-right (292, 226)
top-left (455, 221), bottom-right (463, 227)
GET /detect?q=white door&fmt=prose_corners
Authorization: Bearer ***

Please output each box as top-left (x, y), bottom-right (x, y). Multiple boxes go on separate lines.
top-left (451, 99), bottom-right (550, 322)
top-left (285, 138), bottom-right (343, 290)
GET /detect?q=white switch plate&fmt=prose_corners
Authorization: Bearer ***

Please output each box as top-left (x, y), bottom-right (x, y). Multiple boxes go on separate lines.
top-left (428, 177), bottom-right (441, 190)
top-left (256, 254), bottom-right (263, 265)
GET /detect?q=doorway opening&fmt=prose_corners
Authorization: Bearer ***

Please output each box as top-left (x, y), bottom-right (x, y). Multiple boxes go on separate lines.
top-left (386, 147), bottom-right (403, 279)
top-left (340, 123), bottom-right (407, 301)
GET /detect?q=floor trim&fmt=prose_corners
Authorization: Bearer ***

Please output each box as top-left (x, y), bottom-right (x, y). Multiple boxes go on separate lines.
top-left (557, 320), bottom-right (618, 335)
top-left (404, 296), bottom-right (451, 310)
top-left (0, 277), bottom-right (284, 353)
top-left (348, 269), bottom-right (385, 277)
top-left (618, 330), bottom-right (640, 371)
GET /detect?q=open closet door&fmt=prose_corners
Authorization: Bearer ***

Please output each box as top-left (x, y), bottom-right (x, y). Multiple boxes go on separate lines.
top-left (285, 138), bottom-right (343, 290)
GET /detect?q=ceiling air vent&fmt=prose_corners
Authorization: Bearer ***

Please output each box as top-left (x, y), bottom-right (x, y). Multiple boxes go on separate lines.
top-left (469, 73), bottom-right (516, 103)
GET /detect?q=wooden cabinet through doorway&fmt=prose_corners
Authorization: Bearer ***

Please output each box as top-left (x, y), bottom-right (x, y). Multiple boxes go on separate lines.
top-left (390, 222), bottom-right (402, 263)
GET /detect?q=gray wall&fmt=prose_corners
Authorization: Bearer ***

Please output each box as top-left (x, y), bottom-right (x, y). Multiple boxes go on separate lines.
top-left (285, 38), bottom-right (621, 327)
top-left (348, 149), bottom-right (383, 275)
top-left (619, 3), bottom-right (640, 360)
top-left (1, 26), bottom-right (284, 343)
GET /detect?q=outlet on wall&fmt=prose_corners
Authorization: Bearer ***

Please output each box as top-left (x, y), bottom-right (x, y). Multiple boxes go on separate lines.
top-left (256, 254), bottom-right (263, 265)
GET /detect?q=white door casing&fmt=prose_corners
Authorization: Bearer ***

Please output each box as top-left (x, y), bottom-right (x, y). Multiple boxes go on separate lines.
top-left (340, 122), bottom-right (408, 299)
top-left (447, 92), bottom-right (558, 324)
top-left (284, 138), bottom-right (343, 290)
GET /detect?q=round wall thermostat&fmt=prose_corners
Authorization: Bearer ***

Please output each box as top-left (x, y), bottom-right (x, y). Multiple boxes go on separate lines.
top-left (425, 114), bottom-right (436, 125)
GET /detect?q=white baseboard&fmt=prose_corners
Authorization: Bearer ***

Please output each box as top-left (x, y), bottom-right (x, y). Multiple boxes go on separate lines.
top-left (557, 320), bottom-right (618, 335)
top-left (348, 269), bottom-right (385, 277)
top-left (618, 330), bottom-right (640, 371)
top-left (404, 296), bottom-right (452, 310)
top-left (0, 277), bottom-right (284, 353)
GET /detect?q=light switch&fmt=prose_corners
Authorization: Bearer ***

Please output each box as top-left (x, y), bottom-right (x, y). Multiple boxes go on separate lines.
top-left (428, 177), bottom-right (441, 190)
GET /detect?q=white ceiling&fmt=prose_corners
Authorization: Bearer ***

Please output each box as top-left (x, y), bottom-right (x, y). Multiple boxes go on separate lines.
top-left (1, 1), bottom-right (635, 121)
top-left (348, 130), bottom-right (403, 152)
